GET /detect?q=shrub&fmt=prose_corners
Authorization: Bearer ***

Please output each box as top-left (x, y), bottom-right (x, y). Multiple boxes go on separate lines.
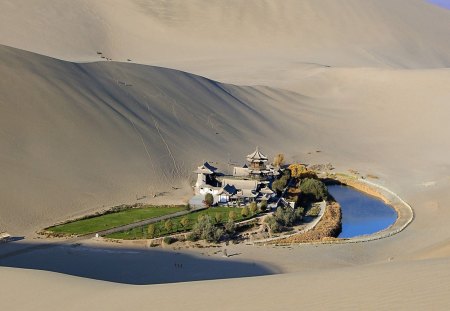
top-left (249, 202), bottom-right (258, 215)
top-left (164, 219), bottom-right (173, 232)
top-left (180, 216), bottom-right (189, 229)
top-left (147, 224), bottom-right (156, 238)
top-left (228, 211), bottom-right (236, 221)
top-left (274, 207), bottom-right (296, 227)
top-left (271, 179), bottom-right (285, 193)
top-left (191, 215), bottom-right (223, 243)
top-left (265, 215), bottom-right (281, 233)
top-left (204, 193), bottom-right (214, 207)
top-left (282, 169), bottom-right (291, 180)
top-left (224, 219), bottom-right (236, 235)
top-left (214, 212), bottom-right (222, 224)
top-left (306, 206), bottom-right (321, 217)
top-left (163, 236), bottom-right (176, 245)
top-left (241, 207), bottom-right (249, 218)
top-left (295, 207), bottom-right (304, 220)
top-left (187, 232), bottom-right (198, 242)
top-left (260, 200), bottom-right (268, 212)
top-left (298, 178), bottom-right (328, 202)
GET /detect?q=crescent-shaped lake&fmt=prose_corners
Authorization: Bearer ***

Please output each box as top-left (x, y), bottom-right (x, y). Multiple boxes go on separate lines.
top-left (327, 184), bottom-right (398, 238)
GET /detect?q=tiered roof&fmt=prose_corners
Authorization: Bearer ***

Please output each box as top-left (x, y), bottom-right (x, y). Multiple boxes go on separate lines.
top-left (246, 147), bottom-right (268, 163)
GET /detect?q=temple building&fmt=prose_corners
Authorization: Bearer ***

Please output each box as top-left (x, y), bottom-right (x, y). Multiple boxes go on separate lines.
top-left (194, 162), bottom-right (218, 189)
top-left (193, 147), bottom-right (278, 206)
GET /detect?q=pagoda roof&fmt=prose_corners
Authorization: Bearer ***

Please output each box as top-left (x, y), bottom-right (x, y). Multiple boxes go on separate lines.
top-left (246, 147), bottom-right (268, 162)
top-left (260, 186), bottom-right (274, 194)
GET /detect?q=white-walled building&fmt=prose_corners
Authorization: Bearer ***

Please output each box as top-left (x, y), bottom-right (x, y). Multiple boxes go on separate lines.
top-left (193, 148), bottom-right (278, 205)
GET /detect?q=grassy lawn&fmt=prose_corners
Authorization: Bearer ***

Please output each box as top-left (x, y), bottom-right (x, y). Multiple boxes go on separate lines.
top-left (46, 205), bottom-right (187, 236)
top-left (106, 206), bottom-right (254, 240)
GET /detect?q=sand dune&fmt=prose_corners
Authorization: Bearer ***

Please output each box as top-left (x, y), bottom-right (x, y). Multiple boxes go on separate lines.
top-left (1, 0), bottom-right (450, 88)
top-left (2, 0), bottom-right (450, 310)
top-left (0, 45), bottom-right (312, 234)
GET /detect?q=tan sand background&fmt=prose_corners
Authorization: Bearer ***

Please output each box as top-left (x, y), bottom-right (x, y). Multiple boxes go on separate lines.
top-left (1, 0), bottom-right (450, 309)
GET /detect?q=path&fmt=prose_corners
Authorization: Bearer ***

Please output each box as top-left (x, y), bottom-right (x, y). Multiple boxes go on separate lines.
top-left (91, 207), bottom-right (205, 238)
top-left (0, 206), bottom-right (206, 260)
top-left (253, 200), bottom-right (327, 244)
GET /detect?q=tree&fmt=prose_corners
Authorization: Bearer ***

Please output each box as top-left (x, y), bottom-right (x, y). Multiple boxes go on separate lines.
top-left (274, 207), bottom-right (295, 226)
top-left (204, 193), bottom-right (214, 207)
top-left (180, 216), bottom-right (189, 229)
top-left (147, 224), bottom-right (156, 238)
top-left (260, 200), bottom-right (268, 212)
top-left (264, 215), bottom-right (281, 233)
top-left (164, 219), bottom-right (173, 232)
top-left (298, 178), bottom-right (328, 202)
top-left (224, 219), bottom-right (236, 235)
top-left (241, 207), bottom-right (249, 218)
top-left (249, 202), bottom-right (258, 215)
top-left (214, 212), bottom-right (222, 224)
top-left (271, 179), bottom-right (286, 194)
top-left (273, 153), bottom-right (285, 168)
top-left (189, 215), bottom-right (223, 243)
top-left (228, 211), bottom-right (236, 221)
top-left (288, 163), bottom-right (307, 178)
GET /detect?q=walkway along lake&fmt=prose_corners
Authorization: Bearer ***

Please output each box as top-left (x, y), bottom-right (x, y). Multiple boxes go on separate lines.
top-left (327, 185), bottom-right (398, 238)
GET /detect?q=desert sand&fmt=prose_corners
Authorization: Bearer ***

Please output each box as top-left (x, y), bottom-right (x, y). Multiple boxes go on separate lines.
top-left (1, 0), bottom-right (450, 310)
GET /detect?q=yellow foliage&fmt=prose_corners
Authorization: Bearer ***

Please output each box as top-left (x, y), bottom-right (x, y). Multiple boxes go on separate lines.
top-left (273, 153), bottom-right (285, 167)
top-left (288, 163), bottom-right (318, 179)
top-left (288, 163), bottom-right (307, 178)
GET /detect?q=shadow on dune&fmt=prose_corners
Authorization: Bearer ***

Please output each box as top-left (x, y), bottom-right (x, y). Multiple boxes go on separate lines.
top-left (0, 241), bottom-right (275, 285)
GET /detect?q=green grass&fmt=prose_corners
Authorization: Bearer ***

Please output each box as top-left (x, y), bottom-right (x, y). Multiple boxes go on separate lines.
top-left (106, 206), bottom-right (254, 240)
top-left (46, 205), bottom-right (187, 236)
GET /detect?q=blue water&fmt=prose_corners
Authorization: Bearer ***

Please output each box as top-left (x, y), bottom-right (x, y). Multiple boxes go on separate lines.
top-left (427, 0), bottom-right (450, 10)
top-left (327, 185), bottom-right (397, 239)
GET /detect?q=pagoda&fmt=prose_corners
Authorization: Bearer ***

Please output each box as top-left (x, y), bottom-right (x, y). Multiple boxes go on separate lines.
top-left (246, 147), bottom-right (270, 179)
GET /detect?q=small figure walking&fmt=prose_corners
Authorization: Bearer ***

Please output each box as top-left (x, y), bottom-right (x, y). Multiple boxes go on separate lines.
top-left (223, 248), bottom-right (228, 257)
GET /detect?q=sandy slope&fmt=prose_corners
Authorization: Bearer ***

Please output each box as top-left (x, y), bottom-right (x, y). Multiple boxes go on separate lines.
top-left (0, 45), bottom-right (313, 234)
top-left (1, 0), bottom-right (450, 88)
top-left (2, 0), bottom-right (450, 310)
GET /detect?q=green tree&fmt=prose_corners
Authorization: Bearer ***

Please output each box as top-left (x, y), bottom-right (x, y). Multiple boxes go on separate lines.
top-left (147, 224), bottom-right (155, 238)
top-left (180, 216), bottom-right (189, 229)
top-left (164, 219), bottom-right (173, 232)
top-left (274, 207), bottom-right (295, 226)
top-left (190, 215), bottom-right (223, 243)
top-left (204, 193), bottom-right (214, 207)
top-left (241, 207), bottom-right (249, 218)
top-left (298, 178), bottom-right (328, 202)
top-left (264, 215), bottom-right (281, 233)
top-left (228, 210), bottom-right (236, 221)
top-left (214, 212), bottom-right (222, 224)
top-left (271, 179), bottom-right (285, 193)
top-left (260, 200), bottom-right (268, 212)
top-left (249, 202), bottom-right (258, 215)
top-left (224, 219), bottom-right (236, 235)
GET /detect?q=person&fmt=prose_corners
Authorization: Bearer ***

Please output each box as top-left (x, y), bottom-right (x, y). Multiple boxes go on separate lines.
top-left (223, 248), bottom-right (228, 257)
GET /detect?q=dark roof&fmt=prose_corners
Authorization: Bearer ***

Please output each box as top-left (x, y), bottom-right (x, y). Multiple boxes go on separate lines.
top-left (222, 184), bottom-right (237, 195)
top-left (194, 162), bottom-right (218, 174)
top-left (203, 162), bottom-right (218, 172)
